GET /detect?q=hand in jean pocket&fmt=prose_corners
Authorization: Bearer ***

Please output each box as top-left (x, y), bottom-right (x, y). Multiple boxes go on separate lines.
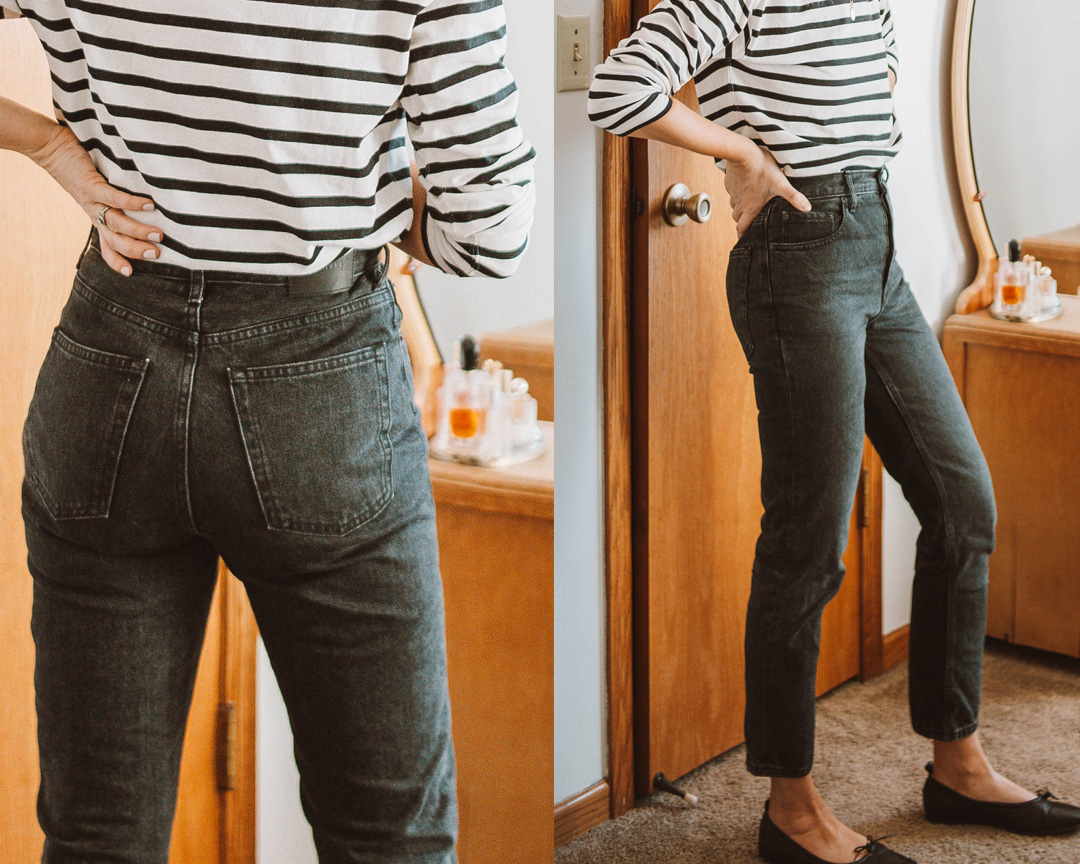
top-left (725, 144), bottom-right (812, 238)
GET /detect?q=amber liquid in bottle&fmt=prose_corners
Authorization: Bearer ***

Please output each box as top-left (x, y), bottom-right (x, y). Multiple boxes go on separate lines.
top-left (1001, 282), bottom-right (1025, 306)
top-left (449, 407), bottom-right (484, 438)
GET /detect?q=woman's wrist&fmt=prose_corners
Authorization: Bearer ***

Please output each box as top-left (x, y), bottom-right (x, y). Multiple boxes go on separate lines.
top-left (723, 134), bottom-right (760, 168)
top-left (0, 95), bottom-right (60, 164)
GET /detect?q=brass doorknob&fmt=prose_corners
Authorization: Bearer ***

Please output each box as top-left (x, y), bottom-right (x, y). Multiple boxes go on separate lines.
top-left (662, 183), bottom-right (712, 226)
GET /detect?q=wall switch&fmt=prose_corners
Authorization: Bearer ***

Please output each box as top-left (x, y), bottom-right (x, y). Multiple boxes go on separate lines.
top-left (557, 15), bottom-right (590, 92)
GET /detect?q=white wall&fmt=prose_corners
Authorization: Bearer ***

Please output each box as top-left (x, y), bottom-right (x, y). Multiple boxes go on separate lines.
top-left (256, 2), bottom-right (556, 858)
top-left (552, 0), bottom-right (607, 805)
top-left (878, 0), bottom-right (976, 634)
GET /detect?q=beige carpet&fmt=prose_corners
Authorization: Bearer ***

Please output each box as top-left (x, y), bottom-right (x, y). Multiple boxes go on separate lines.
top-left (556, 641), bottom-right (1080, 863)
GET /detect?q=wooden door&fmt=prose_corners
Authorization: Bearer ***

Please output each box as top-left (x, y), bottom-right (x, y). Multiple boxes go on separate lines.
top-left (629, 31), bottom-right (868, 791)
top-left (1, 21), bottom-right (254, 862)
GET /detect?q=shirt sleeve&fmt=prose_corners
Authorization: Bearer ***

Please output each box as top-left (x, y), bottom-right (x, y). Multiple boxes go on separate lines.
top-left (399, 0), bottom-right (536, 279)
top-left (587, 0), bottom-right (750, 137)
top-left (880, 0), bottom-right (898, 83)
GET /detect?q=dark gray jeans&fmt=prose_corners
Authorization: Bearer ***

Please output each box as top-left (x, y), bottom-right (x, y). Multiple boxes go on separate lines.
top-left (21, 227), bottom-right (457, 862)
top-left (727, 168), bottom-right (996, 778)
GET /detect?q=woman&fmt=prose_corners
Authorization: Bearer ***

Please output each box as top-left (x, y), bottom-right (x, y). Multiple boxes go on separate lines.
top-left (588, 2), bottom-right (1079, 862)
top-left (2, 1), bottom-right (534, 862)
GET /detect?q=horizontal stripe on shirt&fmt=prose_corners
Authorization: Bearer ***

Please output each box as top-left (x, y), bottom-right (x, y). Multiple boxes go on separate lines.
top-left (587, 0), bottom-right (901, 177)
top-left (1, 0), bottom-right (535, 276)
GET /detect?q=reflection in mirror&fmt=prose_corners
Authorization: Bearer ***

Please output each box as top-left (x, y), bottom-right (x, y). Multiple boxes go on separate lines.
top-left (968, 0), bottom-right (1080, 259)
top-left (411, 1), bottom-right (553, 365)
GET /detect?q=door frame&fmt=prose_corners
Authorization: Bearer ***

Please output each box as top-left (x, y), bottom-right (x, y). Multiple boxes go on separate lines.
top-left (595, 0), bottom-right (885, 829)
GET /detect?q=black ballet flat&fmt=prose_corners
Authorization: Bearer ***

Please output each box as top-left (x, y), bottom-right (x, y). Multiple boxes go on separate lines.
top-left (922, 761), bottom-right (1080, 836)
top-left (758, 800), bottom-right (917, 863)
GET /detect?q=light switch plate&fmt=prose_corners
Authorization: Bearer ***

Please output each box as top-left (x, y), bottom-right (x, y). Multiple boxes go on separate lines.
top-left (557, 15), bottom-right (590, 92)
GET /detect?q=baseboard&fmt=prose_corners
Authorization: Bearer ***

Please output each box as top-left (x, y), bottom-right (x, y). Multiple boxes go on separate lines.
top-left (555, 780), bottom-right (610, 847)
top-left (883, 624), bottom-right (910, 671)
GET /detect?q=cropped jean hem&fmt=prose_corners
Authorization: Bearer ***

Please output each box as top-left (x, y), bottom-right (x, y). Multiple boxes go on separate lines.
top-left (746, 760), bottom-right (814, 779)
top-left (913, 719), bottom-right (979, 743)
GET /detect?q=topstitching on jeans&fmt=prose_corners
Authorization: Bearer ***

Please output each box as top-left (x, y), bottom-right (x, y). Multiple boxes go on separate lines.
top-left (73, 275), bottom-right (190, 340)
top-left (202, 287), bottom-right (396, 346)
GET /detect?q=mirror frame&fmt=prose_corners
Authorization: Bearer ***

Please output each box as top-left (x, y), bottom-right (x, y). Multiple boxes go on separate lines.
top-left (952, 0), bottom-right (999, 314)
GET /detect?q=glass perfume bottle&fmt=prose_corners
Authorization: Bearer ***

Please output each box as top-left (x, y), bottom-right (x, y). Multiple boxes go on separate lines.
top-left (995, 239), bottom-right (1030, 319)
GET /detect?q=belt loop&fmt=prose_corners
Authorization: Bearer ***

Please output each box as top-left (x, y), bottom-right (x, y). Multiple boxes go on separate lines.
top-left (188, 269), bottom-right (205, 306)
top-left (843, 170), bottom-right (858, 212)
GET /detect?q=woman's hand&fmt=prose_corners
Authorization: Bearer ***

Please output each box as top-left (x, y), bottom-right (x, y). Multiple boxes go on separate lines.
top-left (30, 124), bottom-right (163, 276)
top-left (724, 143), bottom-right (811, 238)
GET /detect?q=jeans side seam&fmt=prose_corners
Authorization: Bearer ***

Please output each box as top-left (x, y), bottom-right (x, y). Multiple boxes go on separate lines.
top-left (865, 349), bottom-right (962, 733)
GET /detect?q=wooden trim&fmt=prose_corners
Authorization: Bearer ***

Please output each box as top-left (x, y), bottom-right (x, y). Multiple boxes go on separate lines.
top-left (882, 624), bottom-right (910, 672)
top-left (389, 246), bottom-right (443, 438)
top-left (951, 0), bottom-right (998, 314)
top-left (602, 0), bottom-right (636, 824)
top-left (554, 781), bottom-right (611, 847)
top-left (859, 446), bottom-right (885, 681)
top-left (218, 562), bottom-right (257, 864)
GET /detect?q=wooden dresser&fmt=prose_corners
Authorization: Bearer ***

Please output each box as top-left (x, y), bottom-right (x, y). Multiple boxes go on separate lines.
top-left (1022, 224), bottom-right (1080, 296)
top-left (478, 319), bottom-right (554, 422)
top-left (943, 298), bottom-right (1080, 658)
top-left (429, 421), bottom-right (554, 863)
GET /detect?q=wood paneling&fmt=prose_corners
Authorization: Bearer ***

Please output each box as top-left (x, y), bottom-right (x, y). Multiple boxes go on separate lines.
top-left (430, 424), bottom-right (554, 863)
top-left (554, 781), bottom-right (610, 847)
top-left (882, 625), bottom-right (910, 672)
top-left (1, 24), bottom-right (254, 862)
top-left (601, 0), bottom-right (636, 818)
top-left (0, 22), bottom-right (75, 861)
top-left (1022, 224), bottom-right (1080, 296)
top-left (944, 299), bottom-right (1080, 658)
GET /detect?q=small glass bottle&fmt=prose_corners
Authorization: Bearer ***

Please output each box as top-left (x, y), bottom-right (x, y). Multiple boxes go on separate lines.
top-left (995, 239), bottom-right (1030, 319)
top-left (1037, 265), bottom-right (1059, 314)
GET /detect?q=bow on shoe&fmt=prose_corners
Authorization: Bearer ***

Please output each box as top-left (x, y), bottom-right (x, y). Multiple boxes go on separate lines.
top-left (852, 834), bottom-right (896, 860)
top-left (1035, 788), bottom-right (1060, 801)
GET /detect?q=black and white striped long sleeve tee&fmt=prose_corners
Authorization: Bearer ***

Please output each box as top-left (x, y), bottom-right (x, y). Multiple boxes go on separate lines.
top-left (587, 0), bottom-right (901, 177)
top-left (2, 0), bottom-right (535, 277)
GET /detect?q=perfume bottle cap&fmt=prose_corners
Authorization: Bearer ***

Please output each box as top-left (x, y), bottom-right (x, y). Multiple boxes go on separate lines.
top-left (459, 335), bottom-right (480, 371)
top-left (1008, 239), bottom-right (1021, 262)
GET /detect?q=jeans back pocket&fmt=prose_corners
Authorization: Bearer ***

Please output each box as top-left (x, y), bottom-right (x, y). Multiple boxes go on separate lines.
top-left (227, 342), bottom-right (393, 536)
top-left (22, 328), bottom-right (150, 520)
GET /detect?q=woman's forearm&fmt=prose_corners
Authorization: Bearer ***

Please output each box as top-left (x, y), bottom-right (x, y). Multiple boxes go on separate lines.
top-left (0, 95), bottom-right (59, 164)
top-left (392, 161), bottom-right (434, 267)
top-left (627, 98), bottom-right (758, 166)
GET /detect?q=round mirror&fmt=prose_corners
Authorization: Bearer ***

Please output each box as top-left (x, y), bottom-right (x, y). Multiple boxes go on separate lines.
top-left (968, 0), bottom-right (1080, 260)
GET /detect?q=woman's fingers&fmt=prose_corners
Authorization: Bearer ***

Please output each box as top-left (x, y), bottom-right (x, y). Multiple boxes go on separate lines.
top-left (96, 229), bottom-right (134, 276)
top-left (101, 205), bottom-right (164, 247)
top-left (97, 216), bottom-right (164, 276)
top-left (779, 182), bottom-right (812, 213)
top-left (735, 211), bottom-right (754, 238)
top-left (99, 182), bottom-right (156, 214)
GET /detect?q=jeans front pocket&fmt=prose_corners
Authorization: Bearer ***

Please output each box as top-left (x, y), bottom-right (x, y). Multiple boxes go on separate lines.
top-left (22, 327), bottom-right (150, 520)
top-left (227, 343), bottom-right (393, 536)
top-left (726, 247), bottom-right (754, 361)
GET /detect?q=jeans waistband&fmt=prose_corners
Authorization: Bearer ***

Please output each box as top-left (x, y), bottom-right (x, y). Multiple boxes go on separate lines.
top-left (785, 167), bottom-right (888, 200)
top-left (85, 226), bottom-right (388, 288)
